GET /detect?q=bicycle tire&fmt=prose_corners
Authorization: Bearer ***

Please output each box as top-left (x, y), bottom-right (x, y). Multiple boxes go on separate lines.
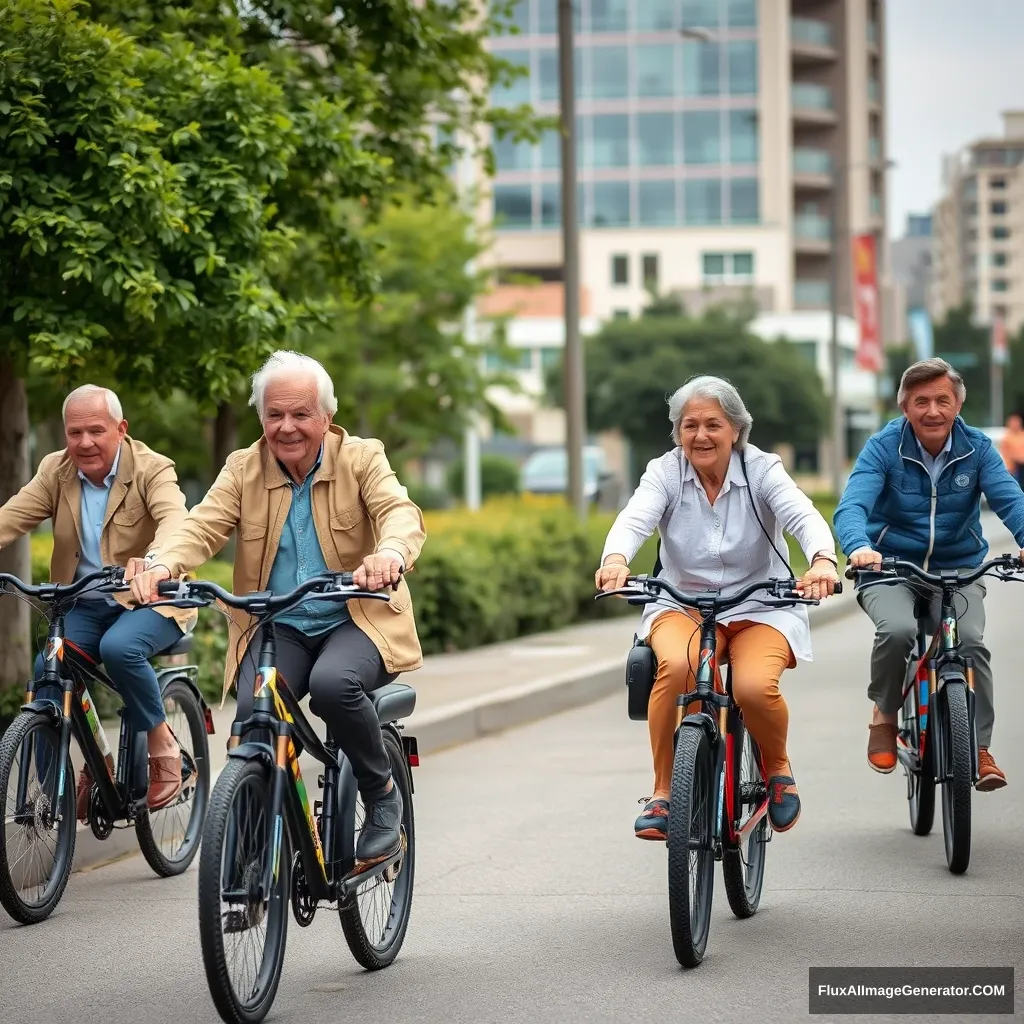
top-left (904, 675), bottom-right (935, 836)
top-left (667, 725), bottom-right (715, 967)
top-left (197, 758), bottom-right (290, 1024)
top-left (939, 680), bottom-right (972, 874)
top-left (721, 715), bottom-right (766, 919)
top-left (0, 711), bottom-right (77, 924)
top-left (339, 728), bottom-right (416, 969)
top-left (136, 678), bottom-right (211, 877)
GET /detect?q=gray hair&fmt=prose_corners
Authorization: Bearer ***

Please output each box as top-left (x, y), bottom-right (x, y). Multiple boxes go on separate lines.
top-left (667, 375), bottom-right (753, 448)
top-left (897, 357), bottom-right (966, 407)
top-left (249, 350), bottom-right (339, 420)
top-left (62, 384), bottom-right (123, 423)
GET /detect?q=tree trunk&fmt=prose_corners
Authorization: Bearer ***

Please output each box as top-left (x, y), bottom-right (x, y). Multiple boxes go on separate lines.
top-left (213, 401), bottom-right (238, 472)
top-left (0, 356), bottom-right (31, 715)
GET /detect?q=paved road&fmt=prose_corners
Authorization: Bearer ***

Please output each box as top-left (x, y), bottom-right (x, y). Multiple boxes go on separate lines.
top-left (3, 583), bottom-right (1023, 1023)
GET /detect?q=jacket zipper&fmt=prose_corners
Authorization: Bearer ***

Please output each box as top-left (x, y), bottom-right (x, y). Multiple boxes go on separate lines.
top-left (899, 447), bottom-right (974, 572)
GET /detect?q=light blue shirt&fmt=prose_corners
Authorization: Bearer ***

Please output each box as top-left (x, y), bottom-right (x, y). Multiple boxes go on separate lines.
top-left (268, 446), bottom-right (351, 636)
top-left (916, 432), bottom-right (953, 485)
top-left (76, 447), bottom-right (121, 602)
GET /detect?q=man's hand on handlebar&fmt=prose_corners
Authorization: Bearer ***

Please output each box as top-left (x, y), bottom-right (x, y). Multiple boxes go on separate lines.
top-left (849, 547), bottom-right (883, 571)
top-left (128, 564), bottom-right (172, 605)
top-left (354, 552), bottom-right (403, 592)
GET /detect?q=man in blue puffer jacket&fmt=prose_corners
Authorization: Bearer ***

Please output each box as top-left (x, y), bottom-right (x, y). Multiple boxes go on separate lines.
top-left (834, 357), bottom-right (1024, 790)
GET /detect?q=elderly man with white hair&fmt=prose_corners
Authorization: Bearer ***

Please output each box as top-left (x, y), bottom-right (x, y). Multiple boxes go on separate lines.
top-left (130, 350), bottom-right (426, 866)
top-left (0, 384), bottom-right (194, 815)
top-left (595, 375), bottom-right (840, 840)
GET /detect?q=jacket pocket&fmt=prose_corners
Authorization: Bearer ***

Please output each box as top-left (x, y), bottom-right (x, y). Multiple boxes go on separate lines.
top-left (238, 520), bottom-right (267, 542)
top-left (113, 502), bottom-right (147, 527)
top-left (330, 504), bottom-right (366, 531)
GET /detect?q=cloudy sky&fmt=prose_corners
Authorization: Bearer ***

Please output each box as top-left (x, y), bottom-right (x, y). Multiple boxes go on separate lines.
top-left (886, 0), bottom-right (1024, 237)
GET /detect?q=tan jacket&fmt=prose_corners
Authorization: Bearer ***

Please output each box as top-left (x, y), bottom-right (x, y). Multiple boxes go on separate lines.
top-left (0, 437), bottom-right (195, 631)
top-left (152, 426), bottom-right (426, 701)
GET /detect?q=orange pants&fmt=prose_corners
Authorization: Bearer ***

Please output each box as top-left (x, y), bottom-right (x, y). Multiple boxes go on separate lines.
top-left (647, 610), bottom-right (794, 796)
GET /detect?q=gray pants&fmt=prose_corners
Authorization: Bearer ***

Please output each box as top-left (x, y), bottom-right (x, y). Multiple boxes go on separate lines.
top-left (857, 578), bottom-right (995, 747)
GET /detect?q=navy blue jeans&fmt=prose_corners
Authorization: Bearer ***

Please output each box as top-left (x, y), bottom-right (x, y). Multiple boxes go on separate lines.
top-left (33, 600), bottom-right (181, 732)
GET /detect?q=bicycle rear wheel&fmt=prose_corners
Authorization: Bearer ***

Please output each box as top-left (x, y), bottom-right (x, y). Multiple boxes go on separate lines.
top-left (197, 758), bottom-right (290, 1024)
top-left (667, 725), bottom-right (715, 967)
top-left (902, 672), bottom-right (935, 836)
top-left (0, 712), bottom-right (76, 924)
top-left (938, 679), bottom-right (972, 875)
top-left (721, 715), bottom-right (766, 919)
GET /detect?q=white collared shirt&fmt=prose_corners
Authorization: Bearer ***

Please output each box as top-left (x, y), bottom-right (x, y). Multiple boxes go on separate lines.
top-left (916, 431), bottom-right (953, 484)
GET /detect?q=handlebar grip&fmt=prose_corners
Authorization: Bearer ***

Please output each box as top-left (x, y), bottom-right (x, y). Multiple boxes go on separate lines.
top-left (157, 580), bottom-right (183, 597)
top-left (844, 565), bottom-right (857, 580)
top-left (834, 581), bottom-right (843, 594)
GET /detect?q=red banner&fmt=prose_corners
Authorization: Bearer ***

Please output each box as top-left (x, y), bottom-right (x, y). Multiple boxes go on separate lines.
top-left (852, 233), bottom-right (882, 372)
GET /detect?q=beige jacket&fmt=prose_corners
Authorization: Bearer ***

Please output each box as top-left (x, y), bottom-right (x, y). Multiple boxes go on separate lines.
top-left (0, 437), bottom-right (195, 631)
top-left (152, 426), bottom-right (426, 701)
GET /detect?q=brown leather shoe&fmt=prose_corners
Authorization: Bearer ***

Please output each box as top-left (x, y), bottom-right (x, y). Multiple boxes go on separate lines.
top-left (147, 755), bottom-right (183, 810)
top-left (867, 722), bottom-right (898, 773)
top-left (76, 766), bottom-right (94, 823)
top-left (976, 748), bottom-right (1007, 792)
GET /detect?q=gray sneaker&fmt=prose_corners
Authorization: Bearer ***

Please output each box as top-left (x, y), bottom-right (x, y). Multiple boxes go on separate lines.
top-left (356, 784), bottom-right (403, 863)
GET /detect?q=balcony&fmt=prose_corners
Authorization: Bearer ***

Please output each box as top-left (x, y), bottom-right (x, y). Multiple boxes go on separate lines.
top-left (794, 213), bottom-right (832, 253)
top-left (867, 20), bottom-right (880, 49)
top-left (792, 83), bottom-right (837, 125)
top-left (868, 78), bottom-right (881, 106)
top-left (791, 17), bottom-right (837, 63)
top-left (793, 148), bottom-right (832, 189)
top-left (795, 280), bottom-right (832, 309)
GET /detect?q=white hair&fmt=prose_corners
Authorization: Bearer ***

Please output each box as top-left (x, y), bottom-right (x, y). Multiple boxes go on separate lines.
top-left (667, 375), bottom-right (753, 448)
top-left (249, 350), bottom-right (338, 420)
top-left (62, 385), bottom-right (123, 423)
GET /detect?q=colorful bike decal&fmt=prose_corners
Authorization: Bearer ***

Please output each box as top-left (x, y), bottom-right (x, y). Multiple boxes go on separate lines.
top-left (941, 615), bottom-right (958, 648)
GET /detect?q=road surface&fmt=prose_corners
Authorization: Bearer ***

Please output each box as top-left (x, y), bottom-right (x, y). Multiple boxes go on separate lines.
top-left (2, 583), bottom-right (1022, 1023)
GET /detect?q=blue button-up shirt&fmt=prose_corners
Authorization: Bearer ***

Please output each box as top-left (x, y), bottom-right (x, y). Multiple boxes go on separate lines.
top-left (917, 431), bottom-right (953, 485)
top-left (75, 447), bottom-right (121, 603)
top-left (268, 446), bottom-right (351, 636)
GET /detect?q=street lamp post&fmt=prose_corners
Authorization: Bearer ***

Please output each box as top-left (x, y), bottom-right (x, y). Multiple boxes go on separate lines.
top-left (558, 0), bottom-right (586, 520)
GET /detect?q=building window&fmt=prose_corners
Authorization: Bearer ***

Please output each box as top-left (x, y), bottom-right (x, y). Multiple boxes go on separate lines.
top-left (591, 181), bottom-right (631, 226)
top-left (727, 41), bottom-right (758, 95)
top-left (728, 110), bottom-right (758, 164)
top-left (993, 226), bottom-right (1011, 240)
top-left (611, 254), bottom-right (629, 285)
top-left (540, 183), bottom-right (560, 227)
top-left (538, 49), bottom-right (559, 102)
top-left (682, 1), bottom-right (719, 29)
top-left (992, 279), bottom-right (1009, 292)
top-left (642, 254), bottom-right (659, 289)
top-left (540, 347), bottom-right (562, 369)
top-left (493, 184), bottom-right (532, 229)
top-left (703, 253), bottom-right (726, 279)
top-left (728, 0), bottom-right (758, 27)
top-left (638, 180), bottom-right (677, 226)
top-left (588, 0), bottom-right (628, 32)
top-left (508, 0), bottom-right (530, 33)
top-left (683, 110), bottom-right (722, 164)
top-left (539, 129), bottom-right (561, 169)
top-left (636, 44), bottom-right (676, 97)
top-left (703, 252), bottom-right (755, 282)
top-left (495, 135), bottom-right (533, 172)
top-left (685, 179), bottom-right (723, 224)
top-left (729, 179), bottom-right (759, 224)
top-left (731, 252), bottom-right (754, 278)
top-left (682, 40), bottom-right (721, 97)
top-left (993, 252), bottom-right (1009, 267)
top-left (613, 309), bottom-right (631, 320)
top-left (590, 114), bottom-right (630, 168)
top-left (485, 349), bottom-right (532, 371)
top-left (638, 113), bottom-right (675, 166)
top-left (491, 50), bottom-right (531, 106)
top-left (587, 45), bottom-right (629, 99)
top-left (991, 177), bottom-right (1007, 189)
top-left (637, 0), bottom-right (676, 31)
top-left (991, 201), bottom-right (1008, 215)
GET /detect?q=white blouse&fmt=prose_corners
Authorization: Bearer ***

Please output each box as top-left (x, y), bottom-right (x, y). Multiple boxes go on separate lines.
top-left (601, 445), bottom-right (837, 662)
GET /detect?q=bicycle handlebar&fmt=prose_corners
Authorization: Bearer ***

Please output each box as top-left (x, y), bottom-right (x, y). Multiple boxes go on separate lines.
top-left (0, 566), bottom-right (126, 602)
top-left (844, 554), bottom-right (1024, 589)
top-left (153, 570), bottom-right (397, 615)
top-left (595, 572), bottom-right (842, 612)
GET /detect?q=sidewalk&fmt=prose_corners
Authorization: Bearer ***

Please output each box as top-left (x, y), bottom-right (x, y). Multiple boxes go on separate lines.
top-left (68, 510), bottom-right (1017, 872)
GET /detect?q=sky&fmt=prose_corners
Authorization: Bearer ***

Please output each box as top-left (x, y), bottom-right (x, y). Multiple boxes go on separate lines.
top-left (886, 0), bottom-right (1024, 238)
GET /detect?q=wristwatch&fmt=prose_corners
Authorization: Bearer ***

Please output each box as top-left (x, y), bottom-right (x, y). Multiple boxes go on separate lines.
top-left (812, 550), bottom-right (839, 568)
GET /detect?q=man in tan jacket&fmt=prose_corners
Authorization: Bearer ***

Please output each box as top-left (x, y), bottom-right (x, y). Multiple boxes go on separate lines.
top-left (130, 351), bottom-right (426, 866)
top-left (0, 385), bottom-right (195, 815)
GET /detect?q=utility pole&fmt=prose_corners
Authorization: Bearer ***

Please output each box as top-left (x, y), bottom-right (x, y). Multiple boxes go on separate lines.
top-left (828, 164), bottom-right (845, 501)
top-left (558, 0), bottom-right (586, 520)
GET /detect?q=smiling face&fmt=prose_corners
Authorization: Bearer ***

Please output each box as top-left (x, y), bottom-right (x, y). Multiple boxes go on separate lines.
top-left (261, 374), bottom-right (331, 480)
top-left (678, 398), bottom-right (739, 476)
top-left (64, 394), bottom-right (127, 484)
top-left (902, 374), bottom-right (962, 455)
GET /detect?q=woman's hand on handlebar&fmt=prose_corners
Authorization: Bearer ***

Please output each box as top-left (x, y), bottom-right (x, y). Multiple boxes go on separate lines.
top-left (595, 556), bottom-right (630, 593)
top-left (128, 563), bottom-right (172, 605)
top-left (795, 557), bottom-right (840, 601)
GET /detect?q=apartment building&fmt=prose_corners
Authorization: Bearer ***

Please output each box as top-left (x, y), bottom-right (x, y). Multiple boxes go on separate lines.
top-left (931, 111), bottom-right (1024, 334)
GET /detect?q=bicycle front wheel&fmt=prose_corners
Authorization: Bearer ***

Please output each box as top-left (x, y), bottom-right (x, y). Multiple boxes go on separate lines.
top-left (197, 758), bottom-right (290, 1024)
top-left (667, 725), bottom-right (716, 967)
top-left (0, 711), bottom-right (77, 924)
top-left (938, 680), bottom-right (972, 875)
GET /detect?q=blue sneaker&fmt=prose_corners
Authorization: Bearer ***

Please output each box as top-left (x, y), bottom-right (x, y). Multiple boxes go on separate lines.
top-left (634, 798), bottom-right (669, 840)
top-left (767, 775), bottom-right (801, 832)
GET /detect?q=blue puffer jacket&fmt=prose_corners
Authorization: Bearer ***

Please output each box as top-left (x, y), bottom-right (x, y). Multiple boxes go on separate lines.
top-left (833, 416), bottom-right (1024, 570)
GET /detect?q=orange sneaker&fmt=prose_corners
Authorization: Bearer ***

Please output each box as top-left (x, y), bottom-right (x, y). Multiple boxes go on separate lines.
top-left (976, 748), bottom-right (1007, 791)
top-left (867, 723), bottom-right (897, 773)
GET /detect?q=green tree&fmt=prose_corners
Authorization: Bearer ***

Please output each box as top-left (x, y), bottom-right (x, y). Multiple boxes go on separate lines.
top-left (546, 306), bottom-right (829, 482)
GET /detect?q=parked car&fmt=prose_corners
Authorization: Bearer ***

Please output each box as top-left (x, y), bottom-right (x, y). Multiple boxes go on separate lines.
top-left (520, 446), bottom-right (621, 508)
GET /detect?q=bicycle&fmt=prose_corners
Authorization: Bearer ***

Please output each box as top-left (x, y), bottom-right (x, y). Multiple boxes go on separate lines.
top-left (845, 553), bottom-right (1023, 875)
top-left (0, 565), bottom-right (213, 925)
top-left (597, 572), bottom-right (839, 967)
top-left (152, 571), bottom-right (418, 1024)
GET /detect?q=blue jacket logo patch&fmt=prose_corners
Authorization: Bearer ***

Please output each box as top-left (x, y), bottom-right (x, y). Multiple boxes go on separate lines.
top-left (954, 473), bottom-right (971, 488)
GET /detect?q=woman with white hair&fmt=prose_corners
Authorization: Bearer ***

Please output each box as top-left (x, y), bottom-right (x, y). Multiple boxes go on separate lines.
top-left (596, 375), bottom-right (840, 838)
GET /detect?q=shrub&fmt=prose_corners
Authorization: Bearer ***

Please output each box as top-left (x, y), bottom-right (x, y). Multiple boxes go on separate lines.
top-left (445, 454), bottom-right (521, 501)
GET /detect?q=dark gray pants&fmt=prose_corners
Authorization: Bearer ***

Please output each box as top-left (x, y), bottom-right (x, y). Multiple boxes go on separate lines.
top-left (234, 621), bottom-right (396, 801)
top-left (858, 578), bottom-right (994, 746)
